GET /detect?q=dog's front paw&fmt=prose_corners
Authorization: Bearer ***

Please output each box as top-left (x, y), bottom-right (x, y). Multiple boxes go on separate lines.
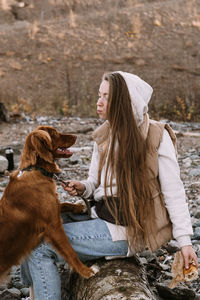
top-left (80, 264), bottom-right (99, 279)
top-left (60, 201), bottom-right (86, 214)
top-left (91, 264), bottom-right (99, 275)
top-left (74, 200), bottom-right (87, 213)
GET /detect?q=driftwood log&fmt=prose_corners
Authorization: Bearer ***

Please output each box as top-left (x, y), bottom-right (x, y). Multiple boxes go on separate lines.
top-left (60, 256), bottom-right (157, 300)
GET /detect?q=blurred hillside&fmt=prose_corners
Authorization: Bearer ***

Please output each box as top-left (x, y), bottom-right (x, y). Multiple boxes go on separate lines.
top-left (0, 0), bottom-right (199, 120)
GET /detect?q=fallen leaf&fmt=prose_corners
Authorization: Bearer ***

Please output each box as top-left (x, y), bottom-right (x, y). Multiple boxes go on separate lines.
top-left (154, 19), bottom-right (162, 26)
top-left (0, 70), bottom-right (5, 77)
top-left (192, 21), bottom-right (200, 28)
top-left (10, 61), bottom-right (22, 70)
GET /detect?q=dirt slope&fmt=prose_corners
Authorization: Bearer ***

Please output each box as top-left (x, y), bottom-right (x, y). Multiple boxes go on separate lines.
top-left (0, 0), bottom-right (199, 119)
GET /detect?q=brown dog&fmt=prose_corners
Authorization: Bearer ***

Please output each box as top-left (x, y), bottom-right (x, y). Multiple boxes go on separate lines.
top-left (0, 126), bottom-right (97, 281)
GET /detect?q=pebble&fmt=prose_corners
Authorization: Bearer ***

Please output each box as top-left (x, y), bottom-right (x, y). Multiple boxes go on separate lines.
top-left (182, 157), bottom-right (192, 167)
top-left (0, 288), bottom-right (21, 299)
top-left (189, 168), bottom-right (200, 176)
top-left (156, 283), bottom-right (196, 299)
top-left (0, 155), bottom-right (8, 172)
top-left (194, 211), bottom-right (200, 219)
top-left (139, 257), bottom-right (148, 265)
top-left (159, 263), bottom-right (170, 271)
top-left (194, 227), bottom-right (200, 236)
top-left (20, 287), bottom-right (29, 297)
top-left (163, 240), bottom-right (179, 254)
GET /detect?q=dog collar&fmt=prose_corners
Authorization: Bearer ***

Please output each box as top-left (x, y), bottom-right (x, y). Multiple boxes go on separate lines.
top-left (19, 165), bottom-right (59, 179)
top-left (34, 166), bottom-right (55, 178)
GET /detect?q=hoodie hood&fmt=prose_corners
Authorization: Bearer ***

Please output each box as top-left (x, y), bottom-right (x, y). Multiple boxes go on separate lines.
top-left (115, 71), bottom-right (153, 125)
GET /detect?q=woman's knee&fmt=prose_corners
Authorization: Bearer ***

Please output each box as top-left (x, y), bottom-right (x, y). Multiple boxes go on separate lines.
top-left (21, 242), bottom-right (59, 284)
top-left (29, 242), bottom-right (59, 261)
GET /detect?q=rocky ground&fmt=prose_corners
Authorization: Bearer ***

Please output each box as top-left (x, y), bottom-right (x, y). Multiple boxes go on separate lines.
top-left (0, 116), bottom-right (200, 299)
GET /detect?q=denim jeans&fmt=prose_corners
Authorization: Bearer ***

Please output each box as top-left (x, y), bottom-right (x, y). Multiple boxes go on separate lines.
top-left (20, 213), bottom-right (128, 300)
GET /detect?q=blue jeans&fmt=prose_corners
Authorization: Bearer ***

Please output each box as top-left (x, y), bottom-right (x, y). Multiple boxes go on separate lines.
top-left (21, 213), bottom-right (128, 300)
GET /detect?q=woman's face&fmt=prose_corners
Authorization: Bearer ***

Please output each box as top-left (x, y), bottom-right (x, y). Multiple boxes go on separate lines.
top-left (97, 80), bottom-right (109, 120)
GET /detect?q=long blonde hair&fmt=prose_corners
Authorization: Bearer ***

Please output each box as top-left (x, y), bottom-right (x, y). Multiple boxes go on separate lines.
top-left (101, 72), bottom-right (155, 249)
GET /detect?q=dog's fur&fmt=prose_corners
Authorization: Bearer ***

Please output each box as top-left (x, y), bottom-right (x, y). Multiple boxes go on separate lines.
top-left (0, 126), bottom-right (97, 280)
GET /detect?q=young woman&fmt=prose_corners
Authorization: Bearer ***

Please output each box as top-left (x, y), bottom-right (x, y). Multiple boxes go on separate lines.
top-left (21, 71), bottom-right (198, 300)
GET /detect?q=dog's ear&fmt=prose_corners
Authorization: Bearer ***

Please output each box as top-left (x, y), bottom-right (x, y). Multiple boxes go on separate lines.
top-left (19, 130), bottom-right (54, 169)
top-left (30, 130), bottom-right (53, 163)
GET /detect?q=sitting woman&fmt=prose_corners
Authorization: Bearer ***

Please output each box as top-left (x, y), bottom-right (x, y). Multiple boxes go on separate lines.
top-left (21, 71), bottom-right (198, 300)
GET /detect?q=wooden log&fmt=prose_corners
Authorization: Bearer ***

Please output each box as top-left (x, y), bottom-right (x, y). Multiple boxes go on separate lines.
top-left (61, 256), bottom-right (157, 300)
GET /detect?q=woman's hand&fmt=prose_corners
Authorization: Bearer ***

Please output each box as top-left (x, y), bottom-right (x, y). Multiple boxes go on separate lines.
top-left (62, 180), bottom-right (86, 196)
top-left (181, 245), bottom-right (199, 269)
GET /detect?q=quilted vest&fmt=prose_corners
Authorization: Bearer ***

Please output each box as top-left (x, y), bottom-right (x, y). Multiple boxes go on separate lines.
top-left (144, 120), bottom-right (175, 252)
top-left (93, 117), bottom-right (176, 252)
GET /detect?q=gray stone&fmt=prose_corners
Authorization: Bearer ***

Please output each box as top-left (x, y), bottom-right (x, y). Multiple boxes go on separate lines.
top-left (189, 182), bottom-right (200, 189)
top-left (164, 271), bottom-right (172, 279)
top-left (159, 263), bottom-right (170, 271)
top-left (192, 226), bottom-right (200, 240)
top-left (192, 240), bottom-right (200, 245)
top-left (164, 240), bottom-right (180, 254)
top-left (182, 157), bottom-right (192, 167)
top-left (0, 288), bottom-right (21, 299)
top-left (139, 250), bottom-right (151, 258)
top-left (0, 155), bottom-right (8, 173)
top-left (156, 283), bottom-right (196, 299)
top-left (20, 287), bottom-right (30, 297)
top-left (7, 288), bottom-right (21, 296)
top-left (139, 257), bottom-right (148, 265)
top-left (12, 281), bottom-right (24, 290)
top-left (193, 221), bottom-right (200, 228)
top-left (69, 154), bottom-right (82, 165)
top-left (190, 155), bottom-right (200, 160)
top-left (194, 227), bottom-right (200, 236)
top-left (189, 168), bottom-right (200, 176)
top-left (194, 211), bottom-right (200, 219)
top-left (154, 248), bottom-right (166, 256)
